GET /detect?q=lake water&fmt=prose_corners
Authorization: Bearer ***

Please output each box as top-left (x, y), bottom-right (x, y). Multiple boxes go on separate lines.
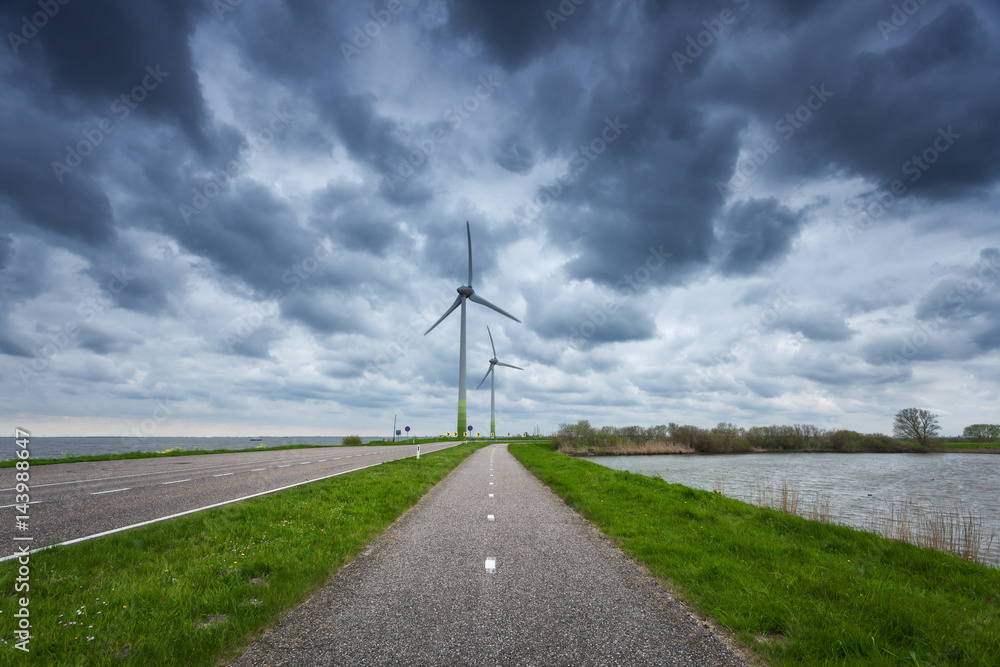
top-left (592, 452), bottom-right (1000, 565)
top-left (4, 435), bottom-right (382, 460)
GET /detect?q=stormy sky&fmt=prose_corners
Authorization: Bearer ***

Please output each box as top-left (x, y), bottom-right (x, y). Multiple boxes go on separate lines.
top-left (2, 0), bottom-right (999, 438)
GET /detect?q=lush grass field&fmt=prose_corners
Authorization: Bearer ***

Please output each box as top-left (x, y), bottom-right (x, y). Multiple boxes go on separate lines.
top-left (510, 442), bottom-right (1000, 666)
top-left (0, 442), bottom-right (484, 664)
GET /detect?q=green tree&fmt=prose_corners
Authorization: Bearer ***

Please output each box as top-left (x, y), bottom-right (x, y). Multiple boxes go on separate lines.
top-left (962, 424), bottom-right (1000, 442)
top-left (892, 408), bottom-right (940, 448)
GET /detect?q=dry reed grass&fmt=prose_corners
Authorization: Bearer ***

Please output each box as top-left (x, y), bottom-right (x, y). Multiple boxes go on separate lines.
top-left (716, 476), bottom-right (997, 565)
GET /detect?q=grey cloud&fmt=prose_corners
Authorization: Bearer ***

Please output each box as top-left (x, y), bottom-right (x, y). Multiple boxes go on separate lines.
top-left (717, 198), bottom-right (805, 276)
top-left (774, 311), bottom-right (855, 342)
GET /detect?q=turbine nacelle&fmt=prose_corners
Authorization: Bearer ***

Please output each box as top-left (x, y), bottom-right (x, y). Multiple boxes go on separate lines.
top-left (458, 285), bottom-right (474, 297)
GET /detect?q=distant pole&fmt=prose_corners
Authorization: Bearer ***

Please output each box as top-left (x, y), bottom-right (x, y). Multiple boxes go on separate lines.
top-left (392, 414), bottom-right (396, 443)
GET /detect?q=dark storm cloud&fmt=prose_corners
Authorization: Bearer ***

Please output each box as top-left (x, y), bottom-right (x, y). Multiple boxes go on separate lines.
top-left (717, 198), bottom-right (805, 276)
top-left (717, 1), bottom-right (1000, 202)
top-left (0, 108), bottom-right (115, 243)
top-left (525, 288), bottom-right (658, 349)
top-left (494, 135), bottom-right (535, 174)
top-left (0, 234), bottom-right (13, 271)
top-left (444, 0), bottom-right (594, 70)
top-left (3, 0), bottom-right (210, 145)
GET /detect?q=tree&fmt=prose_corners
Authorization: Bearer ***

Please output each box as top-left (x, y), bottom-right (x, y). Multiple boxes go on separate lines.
top-left (962, 424), bottom-right (1000, 442)
top-left (892, 408), bottom-right (940, 448)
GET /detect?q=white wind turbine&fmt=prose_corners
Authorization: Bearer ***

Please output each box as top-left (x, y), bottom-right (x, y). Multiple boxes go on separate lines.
top-left (476, 326), bottom-right (523, 438)
top-left (425, 222), bottom-right (520, 437)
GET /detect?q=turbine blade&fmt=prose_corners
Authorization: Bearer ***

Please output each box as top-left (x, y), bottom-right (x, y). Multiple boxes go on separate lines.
top-left (487, 326), bottom-right (496, 357)
top-left (496, 362), bottom-right (523, 370)
top-left (468, 293), bottom-right (521, 323)
top-left (466, 221), bottom-right (473, 286)
top-left (424, 295), bottom-right (463, 335)
top-left (476, 365), bottom-right (494, 389)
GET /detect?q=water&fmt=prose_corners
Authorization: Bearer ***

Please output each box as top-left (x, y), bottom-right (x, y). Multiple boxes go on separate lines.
top-left (592, 452), bottom-right (1000, 564)
top-left (5, 435), bottom-right (383, 460)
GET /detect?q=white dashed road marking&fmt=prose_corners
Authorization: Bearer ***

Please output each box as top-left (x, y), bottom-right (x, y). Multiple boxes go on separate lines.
top-left (90, 488), bottom-right (130, 495)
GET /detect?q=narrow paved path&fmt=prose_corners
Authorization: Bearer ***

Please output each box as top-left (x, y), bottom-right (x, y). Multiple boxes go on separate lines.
top-left (233, 444), bottom-right (749, 666)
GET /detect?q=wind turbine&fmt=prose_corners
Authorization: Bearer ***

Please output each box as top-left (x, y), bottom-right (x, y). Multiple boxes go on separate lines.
top-left (425, 222), bottom-right (520, 437)
top-left (476, 326), bottom-right (523, 438)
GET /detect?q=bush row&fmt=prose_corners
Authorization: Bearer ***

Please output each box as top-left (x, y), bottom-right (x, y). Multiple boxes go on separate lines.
top-left (553, 420), bottom-right (927, 454)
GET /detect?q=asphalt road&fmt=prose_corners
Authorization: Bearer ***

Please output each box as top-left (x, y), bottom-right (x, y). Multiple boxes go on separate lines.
top-left (1, 442), bottom-right (457, 560)
top-left (232, 443), bottom-right (750, 666)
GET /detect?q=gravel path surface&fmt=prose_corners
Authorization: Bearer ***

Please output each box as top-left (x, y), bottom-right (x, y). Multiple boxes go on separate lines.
top-left (232, 444), bottom-right (750, 666)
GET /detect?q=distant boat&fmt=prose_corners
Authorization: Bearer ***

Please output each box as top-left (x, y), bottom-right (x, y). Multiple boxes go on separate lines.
top-left (249, 437), bottom-right (263, 442)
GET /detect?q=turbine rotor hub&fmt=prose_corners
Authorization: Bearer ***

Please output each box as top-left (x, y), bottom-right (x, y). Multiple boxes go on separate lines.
top-left (457, 285), bottom-right (474, 297)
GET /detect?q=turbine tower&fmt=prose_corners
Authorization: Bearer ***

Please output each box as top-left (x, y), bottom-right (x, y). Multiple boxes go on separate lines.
top-left (476, 326), bottom-right (523, 438)
top-left (425, 222), bottom-right (520, 437)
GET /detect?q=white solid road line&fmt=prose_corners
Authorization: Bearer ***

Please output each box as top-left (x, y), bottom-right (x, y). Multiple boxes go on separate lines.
top-left (0, 462), bottom-right (383, 563)
top-left (90, 488), bottom-right (130, 495)
top-left (0, 501), bottom-right (42, 509)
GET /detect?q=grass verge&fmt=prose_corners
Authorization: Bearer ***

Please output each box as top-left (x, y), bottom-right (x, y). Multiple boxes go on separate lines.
top-left (1, 442), bottom-right (484, 664)
top-left (509, 442), bottom-right (1000, 666)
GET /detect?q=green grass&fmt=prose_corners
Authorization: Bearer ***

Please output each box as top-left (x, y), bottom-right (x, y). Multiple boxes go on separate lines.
top-left (510, 442), bottom-right (1000, 666)
top-left (0, 442), bottom-right (485, 664)
top-left (939, 441), bottom-right (1000, 451)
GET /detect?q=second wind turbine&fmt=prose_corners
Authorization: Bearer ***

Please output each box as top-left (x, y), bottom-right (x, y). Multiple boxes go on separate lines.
top-left (425, 222), bottom-right (520, 438)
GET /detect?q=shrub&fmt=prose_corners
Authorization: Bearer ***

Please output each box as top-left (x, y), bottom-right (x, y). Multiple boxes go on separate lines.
top-left (342, 435), bottom-right (363, 446)
top-left (963, 424), bottom-right (1000, 441)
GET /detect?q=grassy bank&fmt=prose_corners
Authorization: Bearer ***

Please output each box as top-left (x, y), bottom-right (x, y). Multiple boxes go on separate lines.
top-left (0, 442), bottom-right (484, 664)
top-left (940, 441), bottom-right (1000, 453)
top-left (510, 442), bottom-right (1000, 666)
